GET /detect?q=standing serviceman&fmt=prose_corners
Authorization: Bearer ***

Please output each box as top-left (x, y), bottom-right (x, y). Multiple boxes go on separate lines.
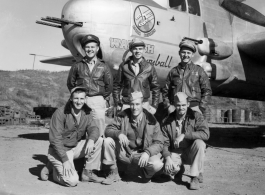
top-left (161, 92), bottom-right (210, 190)
top-left (67, 34), bottom-right (113, 136)
top-left (40, 87), bottom-right (105, 187)
top-left (113, 38), bottom-right (160, 115)
top-left (161, 39), bottom-right (212, 115)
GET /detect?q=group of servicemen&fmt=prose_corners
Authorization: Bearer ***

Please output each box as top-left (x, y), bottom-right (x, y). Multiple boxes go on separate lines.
top-left (40, 34), bottom-right (212, 190)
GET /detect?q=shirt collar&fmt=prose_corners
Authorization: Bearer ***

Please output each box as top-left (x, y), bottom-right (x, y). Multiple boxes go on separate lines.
top-left (131, 112), bottom-right (143, 124)
top-left (175, 112), bottom-right (187, 125)
top-left (131, 57), bottom-right (143, 66)
top-left (84, 56), bottom-right (97, 65)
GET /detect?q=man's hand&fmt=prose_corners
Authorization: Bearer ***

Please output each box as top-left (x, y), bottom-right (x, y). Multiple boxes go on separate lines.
top-left (63, 160), bottom-right (74, 178)
top-left (168, 105), bottom-right (175, 114)
top-left (86, 139), bottom-right (95, 157)
top-left (165, 156), bottom-right (174, 174)
top-left (116, 105), bottom-right (122, 111)
top-left (118, 133), bottom-right (129, 147)
top-left (174, 134), bottom-right (185, 148)
top-left (149, 106), bottom-right (157, 115)
top-left (138, 152), bottom-right (150, 168)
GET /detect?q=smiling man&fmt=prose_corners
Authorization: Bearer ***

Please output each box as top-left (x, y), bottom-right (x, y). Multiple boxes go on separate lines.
top-left (161, 92), bottom-right (210, 190)
top-left (40, 87), bottom-right (105, 186)
top-left (102, 91), bottom-right (164, 185)
top-left (67, 34), bottom-right (113, 136)
top-left (113, 38), bottom-right (160, 115)
top-left (161, 39), bottom-right (212, 115)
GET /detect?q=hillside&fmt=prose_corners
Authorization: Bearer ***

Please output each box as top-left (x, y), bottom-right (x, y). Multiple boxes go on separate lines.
top-left (0, 69), bottom-right (265, 120)
top-left (0, 70), bottom-right (69, 112)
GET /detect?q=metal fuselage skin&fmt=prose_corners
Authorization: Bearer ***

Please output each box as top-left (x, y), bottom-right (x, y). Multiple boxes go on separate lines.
top-left (59, 0), bottom-right (265, 101)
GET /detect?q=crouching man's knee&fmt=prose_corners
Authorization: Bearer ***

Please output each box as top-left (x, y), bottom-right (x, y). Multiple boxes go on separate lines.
top-left (147, 155), bottom-right (164, 173)
top-left (193, 139), bottom-right (206, 150)
top-left (104, 137), bottom-right (115, 148)
top-left (53, 168), bottom-right (79, 187)
top-left (63, 172), bottom-right (79, 187)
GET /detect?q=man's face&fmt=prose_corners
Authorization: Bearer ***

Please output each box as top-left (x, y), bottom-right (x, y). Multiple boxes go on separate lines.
top-left (179, 48), bottom-right (194, 64)
top-left (130, 98), bottom-right (144, 117)
top-left (175, 99), bottom-right (189, 116)
top-left (83, 42), bottom-right (99, 59)
top-left (131, 46), bottom-right (145, 60)
top-left (71, 92), bottom-right (86, 110)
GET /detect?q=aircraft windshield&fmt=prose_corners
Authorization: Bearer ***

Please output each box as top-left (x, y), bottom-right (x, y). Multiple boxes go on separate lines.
top-left (169, 0), bottom-right (186, 11)
top-left (187, 0), bottom-right (201, 16)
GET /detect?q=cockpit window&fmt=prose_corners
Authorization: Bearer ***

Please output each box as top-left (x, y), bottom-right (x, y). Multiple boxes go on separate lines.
top-left (187, 0), bottom-right (201, 16)
top-left (169, 0), bottom-right (186, 12)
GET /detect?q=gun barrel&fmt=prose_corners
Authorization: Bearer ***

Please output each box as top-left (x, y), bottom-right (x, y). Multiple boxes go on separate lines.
top-left (183, 37), bottom-right (203, 44)
top-left (36, 21), bottom-right (62, 28)
top-left (46, 16), bottom-right (83, 27)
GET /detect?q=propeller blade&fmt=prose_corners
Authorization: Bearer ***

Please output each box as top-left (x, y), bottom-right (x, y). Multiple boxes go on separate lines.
top-left (219, 0), bottom-right (265, 27)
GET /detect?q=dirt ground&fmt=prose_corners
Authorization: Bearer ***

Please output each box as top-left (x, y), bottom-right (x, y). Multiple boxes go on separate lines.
top-left (0, 123), bottom-right (265, 195)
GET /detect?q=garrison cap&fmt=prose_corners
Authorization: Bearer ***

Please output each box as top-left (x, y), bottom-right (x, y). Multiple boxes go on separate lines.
top-left (179, 40), bottom-right (196, 53)
top-left (70, 86), bottom-right (88, 95)
top-left (81, 34), bottom-right (100, 47)
top-left (129, 91), bottom-right (143, 101)
top-left (129, 38), bottom-right (146, 50)
top-left (174, 92), bottom-right (189, 103)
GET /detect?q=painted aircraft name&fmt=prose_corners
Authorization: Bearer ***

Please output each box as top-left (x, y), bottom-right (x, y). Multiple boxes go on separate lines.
top-left (110, 37), bottom-right (155, 54)
top-left (147, 54), bottom-right (173, 68)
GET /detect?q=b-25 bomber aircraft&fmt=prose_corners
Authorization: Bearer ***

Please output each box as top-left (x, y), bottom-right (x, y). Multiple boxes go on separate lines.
top-left (37, 0), bottom-right (265, 102)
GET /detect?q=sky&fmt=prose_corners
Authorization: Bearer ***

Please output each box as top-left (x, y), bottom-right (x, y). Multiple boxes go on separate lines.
top-left (0, 0), bottom-right (70, 71)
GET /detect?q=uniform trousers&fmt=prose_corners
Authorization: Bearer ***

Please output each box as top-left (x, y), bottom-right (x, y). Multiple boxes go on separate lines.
top-left (164, 139), bottom-right (206, 177)
top-left (85, 96), bottom-right (106, 137)
top-left (103, 137), bottom-right (163, 178)
top-left (47, 137), bottom-right (103, 187)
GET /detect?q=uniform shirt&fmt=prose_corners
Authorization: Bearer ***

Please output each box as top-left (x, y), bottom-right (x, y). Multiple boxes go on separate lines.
top-left (85, 57), bottom-right (97, 72)
top-left (175, 118), bottom-right (184, 137)
top-left (71, 108), bottom-right (81, 125)
top-left (127, 112), bottom-right (145, 149)
top-left (130, 58), bottom-right (142, 75)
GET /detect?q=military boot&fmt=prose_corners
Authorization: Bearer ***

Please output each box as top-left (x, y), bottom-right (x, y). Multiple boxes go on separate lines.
top-left (81, 169), bottom-right (105, 183)
top-left (190, 176), bottom-right (200, 190)
top-left (40, 161), bottom-right (53, 181)
top-left (101, 168), bottom-right (121, 185)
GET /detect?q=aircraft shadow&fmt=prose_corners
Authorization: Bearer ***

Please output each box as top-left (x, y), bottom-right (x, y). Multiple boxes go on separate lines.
top-left (18, 133), bottom-right (49, 141)
top-left (207, 125), bottom-right (265, 149)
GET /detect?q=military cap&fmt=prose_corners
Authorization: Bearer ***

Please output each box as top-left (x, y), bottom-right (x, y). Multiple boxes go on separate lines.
top-left (129, 38), bottom-right (146, 50)
top-left (80, 34), bottom-right (100, 47)
top-left (129, 91), bottom-right (143, 101)
top-left (70, 86), bottom-right (88, 95)
top-left (179, 40), bottom-right (196, 53)
top-left (174, 92), bottom-right (189, 102)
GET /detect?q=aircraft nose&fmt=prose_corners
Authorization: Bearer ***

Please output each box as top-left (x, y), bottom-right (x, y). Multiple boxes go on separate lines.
top-left (61, 0), bottom-right (130, 61)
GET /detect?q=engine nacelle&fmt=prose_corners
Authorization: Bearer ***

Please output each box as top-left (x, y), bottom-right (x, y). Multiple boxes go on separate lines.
top-left (197, 38), bottom-right (233, 60)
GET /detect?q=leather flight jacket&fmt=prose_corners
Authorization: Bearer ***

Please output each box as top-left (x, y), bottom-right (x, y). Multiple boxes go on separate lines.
top-left (113, 56), bottom-right (160, 108)
top-left (67, 59), bottom-right (113, 99)
top-left (161, 62), bottom-right (212, 110)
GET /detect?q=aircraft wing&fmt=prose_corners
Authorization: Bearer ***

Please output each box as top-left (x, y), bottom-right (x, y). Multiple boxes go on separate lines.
top-left (40, 55), bottom-right (76, 66)
top-left (237, 32), bottom-right (265, 61)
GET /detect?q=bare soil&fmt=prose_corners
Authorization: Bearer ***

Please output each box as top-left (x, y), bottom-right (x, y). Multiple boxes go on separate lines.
top-left (0, 124), bottom-right (265, 195)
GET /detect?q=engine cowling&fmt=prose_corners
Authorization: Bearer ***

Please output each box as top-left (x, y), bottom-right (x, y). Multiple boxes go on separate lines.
top-left (197, 38), bottom-right (233, 60)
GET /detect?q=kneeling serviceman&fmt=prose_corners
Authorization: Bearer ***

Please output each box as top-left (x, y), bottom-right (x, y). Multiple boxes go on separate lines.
top-left (40, 87), bottom-right (104, 187)
top-left (161, 92), bottom-right (210, 190)
top-left (102, 91), bottom-right (164, 185)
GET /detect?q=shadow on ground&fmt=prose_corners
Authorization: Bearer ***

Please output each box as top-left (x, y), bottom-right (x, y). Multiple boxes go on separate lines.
top-left (18, 133), bottom-right (49, 141)
top-left (207, 126), bottom-right (265, 148)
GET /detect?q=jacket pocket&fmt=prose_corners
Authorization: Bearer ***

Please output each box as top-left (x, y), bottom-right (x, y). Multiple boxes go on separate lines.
top-left (93, 67), bottom-right (104, 78)
top-left (192, 87), bottom-right (201, 99)
top-left (96, 80), bottom-right (105, 92)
